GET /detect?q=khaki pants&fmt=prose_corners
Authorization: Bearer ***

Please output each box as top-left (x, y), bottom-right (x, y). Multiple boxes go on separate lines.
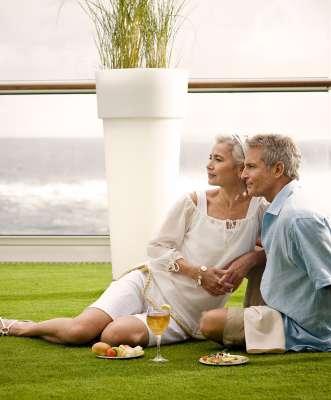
top-left (222, 266), bottom-right (286, 353)
top-left (223, 264), bottom-right (265, 346)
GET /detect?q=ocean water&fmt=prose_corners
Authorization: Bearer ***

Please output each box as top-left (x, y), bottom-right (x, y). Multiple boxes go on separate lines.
top-left (0, 138), bottom-right (109, 235)
top-left (0, 138), bottom-right (330, 235)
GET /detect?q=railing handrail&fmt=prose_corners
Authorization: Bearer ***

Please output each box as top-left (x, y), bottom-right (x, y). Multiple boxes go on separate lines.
top-left (0, 78), bottom-right (330, 94)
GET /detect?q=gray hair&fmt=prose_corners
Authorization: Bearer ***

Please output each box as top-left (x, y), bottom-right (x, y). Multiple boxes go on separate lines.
top-left (215, 134), bottom-right (246, 166)
top-left (246, 134), bottom-right (301, 180)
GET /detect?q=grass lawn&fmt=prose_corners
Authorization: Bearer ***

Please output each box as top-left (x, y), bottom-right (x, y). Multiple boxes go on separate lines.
top-left (0, 263), bottom-right (330, 400)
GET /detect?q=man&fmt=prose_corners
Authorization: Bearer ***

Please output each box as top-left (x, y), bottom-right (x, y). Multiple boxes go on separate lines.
top-left (200, 134), bottom-right (331, 353)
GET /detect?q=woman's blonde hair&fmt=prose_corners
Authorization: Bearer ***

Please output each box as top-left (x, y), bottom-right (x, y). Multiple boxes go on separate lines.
top-left (215, 134), bottom-right (246, 166)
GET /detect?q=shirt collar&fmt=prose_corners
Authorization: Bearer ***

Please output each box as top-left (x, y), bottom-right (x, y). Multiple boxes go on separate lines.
top-left (266, 180), bottom-right (298, 216)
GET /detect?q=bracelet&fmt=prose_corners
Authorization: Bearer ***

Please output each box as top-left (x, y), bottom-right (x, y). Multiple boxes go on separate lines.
top-left (196, 265), bottom-right (207, 287)
top-left (168, 261), bottom-right (180, 273)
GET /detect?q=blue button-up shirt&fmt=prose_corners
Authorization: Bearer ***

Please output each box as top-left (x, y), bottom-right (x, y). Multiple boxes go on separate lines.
top-left (260, 181), bottom-right (331, 351)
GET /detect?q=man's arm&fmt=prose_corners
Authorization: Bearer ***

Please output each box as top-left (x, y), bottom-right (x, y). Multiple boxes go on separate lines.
top-left (217, 247), bottom-right (266, 293)
top-left (292, 215), bottom-right (331, 290)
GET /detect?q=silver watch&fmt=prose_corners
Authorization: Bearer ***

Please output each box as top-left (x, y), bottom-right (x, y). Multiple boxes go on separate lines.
top-left (196, 265), bottom-right (207, 287)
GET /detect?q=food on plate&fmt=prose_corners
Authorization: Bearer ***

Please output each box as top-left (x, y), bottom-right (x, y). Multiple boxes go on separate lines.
top-left (199, 352), bottom-right (248, 365)
top-left (93, 343), bottom-right (144, 358)
top-left (114, 344), bottom-right (144, 357)
top-left (106, 347), bottom-right (117, 357)
top-left (91, 342), bottom-right (111, 356)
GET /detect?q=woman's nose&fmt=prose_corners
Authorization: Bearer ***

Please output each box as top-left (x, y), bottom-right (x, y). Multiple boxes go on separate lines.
top-left (207, 160), bottom-right (213, 169)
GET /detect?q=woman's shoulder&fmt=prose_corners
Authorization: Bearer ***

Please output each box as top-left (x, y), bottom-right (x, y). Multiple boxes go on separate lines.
top-left (205, 189), bottom-right (219, 202)
top-left (247, 196), bottom-right (269, 217)
top-left (254, 196), bottom-right (269, 208)
top-left (188, 191), bottom-right (198, 206)
top-left (173, 192), bottom-right (200, 211)
top-left (188, 189), bottom-right (219, 206)
top-left (248, 195), bottom-right (268, 205)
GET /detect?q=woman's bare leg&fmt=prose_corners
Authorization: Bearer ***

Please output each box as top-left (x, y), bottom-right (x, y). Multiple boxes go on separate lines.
top-left (100, 316), bottom-right (149, 347)
top-left (7, 308), bottom-right (112, 345)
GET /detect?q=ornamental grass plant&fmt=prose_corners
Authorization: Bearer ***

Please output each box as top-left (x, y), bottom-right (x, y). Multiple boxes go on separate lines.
top-left (79, 0), bottom-right (186, 68)
top-left (0, 262), bottom-right (330, 400)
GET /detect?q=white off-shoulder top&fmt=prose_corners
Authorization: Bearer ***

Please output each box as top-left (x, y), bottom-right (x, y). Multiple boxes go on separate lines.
top-left (146, 191), bottom-right (268, 338)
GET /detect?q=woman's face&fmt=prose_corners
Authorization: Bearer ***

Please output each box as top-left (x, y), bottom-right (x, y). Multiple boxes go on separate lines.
top-left (207, 142), bottom-right (242, 187)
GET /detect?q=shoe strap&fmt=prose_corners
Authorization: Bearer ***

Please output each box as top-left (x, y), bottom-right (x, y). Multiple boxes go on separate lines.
top-left (0, 317), bottom-right (17, 336)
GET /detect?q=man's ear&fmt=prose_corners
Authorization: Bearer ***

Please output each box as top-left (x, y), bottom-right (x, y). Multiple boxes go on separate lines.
top-left (272, 161), bottom-right (285, 178)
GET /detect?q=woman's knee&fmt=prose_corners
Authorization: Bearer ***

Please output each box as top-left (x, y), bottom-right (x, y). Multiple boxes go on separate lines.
top-left (100, 316), bottom-right (149, 347)
top-left (199, 308), bottom-right (228, 341)
top-left (65, 321), bottom-right (97, 344)
top-left (64, 308), bottom-right (112, 344)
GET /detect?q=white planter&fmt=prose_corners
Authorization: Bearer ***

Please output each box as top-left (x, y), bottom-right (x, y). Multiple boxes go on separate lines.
top-left (96, 68), bottom-right (188, 278)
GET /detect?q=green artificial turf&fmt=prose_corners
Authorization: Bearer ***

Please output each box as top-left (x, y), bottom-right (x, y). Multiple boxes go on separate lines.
top-left (0, 263), bottom-right (330, 400)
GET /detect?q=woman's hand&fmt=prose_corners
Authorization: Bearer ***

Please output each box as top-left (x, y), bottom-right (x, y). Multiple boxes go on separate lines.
top-left (174, 258), bottom-right (230, 296)
top-left (200, 267), bottom-right (234, 296)
top-left (175, 250), bottom-right (266, 296)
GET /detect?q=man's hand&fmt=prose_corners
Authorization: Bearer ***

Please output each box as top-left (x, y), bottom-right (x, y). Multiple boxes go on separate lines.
top-left (215, 249), bottom-right (266, 295)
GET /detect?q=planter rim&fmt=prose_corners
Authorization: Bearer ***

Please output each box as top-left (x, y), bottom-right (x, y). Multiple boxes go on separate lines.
top-left (97, 67), bottom-right (188, 72)
top-left (96, 68), bottom-right (188, 119)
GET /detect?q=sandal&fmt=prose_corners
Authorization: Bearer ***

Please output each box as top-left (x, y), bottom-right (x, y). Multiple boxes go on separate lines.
top-left (0, 317), bottom-right (18, 336)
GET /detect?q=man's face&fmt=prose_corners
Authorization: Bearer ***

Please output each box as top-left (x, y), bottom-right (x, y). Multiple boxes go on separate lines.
top-left (242, 147), bottom-right (277, 201)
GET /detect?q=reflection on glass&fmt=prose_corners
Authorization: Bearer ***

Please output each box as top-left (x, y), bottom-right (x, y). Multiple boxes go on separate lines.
top-left (146, 305), bottom-right (170, 363)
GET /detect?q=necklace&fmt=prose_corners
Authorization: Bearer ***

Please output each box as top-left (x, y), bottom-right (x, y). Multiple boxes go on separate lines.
top-left (218, 188), bottom-right (245, 210)
top-left (234, 190), bottom-right (247, 201)
top-left (216, 188), bottom-right (249, 231)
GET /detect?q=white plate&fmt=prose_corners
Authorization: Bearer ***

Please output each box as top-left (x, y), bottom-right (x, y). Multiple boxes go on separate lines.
top-left (199, 353), bottom-right (249, 366)
top-left (96, 353), bottom-right (144, 360)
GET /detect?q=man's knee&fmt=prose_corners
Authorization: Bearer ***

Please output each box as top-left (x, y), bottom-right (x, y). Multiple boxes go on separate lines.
top-left (200, 307), bottom-right (245, 347)
top-left (222, 308), bottom-right (245, 346)
top-left (200, 308), bottom-right (228, 342)
top-left (100, 317), bottom-right (149, 347)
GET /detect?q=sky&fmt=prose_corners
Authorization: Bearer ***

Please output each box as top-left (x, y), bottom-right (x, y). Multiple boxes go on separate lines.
top-left (0, 0), bottom-right (330, 138)
top-left (0, 0), bottom-right (329, 81)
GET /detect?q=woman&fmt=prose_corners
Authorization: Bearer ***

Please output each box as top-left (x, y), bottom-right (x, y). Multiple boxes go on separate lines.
top-left (0, 135), bottom-right (267, 347)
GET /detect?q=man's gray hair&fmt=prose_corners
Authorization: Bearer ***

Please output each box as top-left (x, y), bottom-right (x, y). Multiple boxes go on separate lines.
top-left (246, 134), bottom-right (301, 180)
top-left (215, 134), bottom-right (246, 166)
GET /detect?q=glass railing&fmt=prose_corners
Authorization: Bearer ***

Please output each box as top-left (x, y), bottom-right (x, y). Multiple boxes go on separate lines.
top-left (0, 79), bottom-right (329, 261)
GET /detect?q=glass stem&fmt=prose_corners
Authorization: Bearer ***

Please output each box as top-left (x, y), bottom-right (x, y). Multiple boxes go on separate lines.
top-left (156, 335), bottom-right (162, 359)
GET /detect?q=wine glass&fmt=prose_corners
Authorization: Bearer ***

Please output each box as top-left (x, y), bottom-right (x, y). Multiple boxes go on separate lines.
top-left (146, 305), bottom-right (170, 362)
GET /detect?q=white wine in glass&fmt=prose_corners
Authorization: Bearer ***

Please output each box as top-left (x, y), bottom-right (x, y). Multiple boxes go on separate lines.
top-left (146, 305), bottom-right (170, 362)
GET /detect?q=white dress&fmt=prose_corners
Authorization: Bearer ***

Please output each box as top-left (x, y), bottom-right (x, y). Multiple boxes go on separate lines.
top-left (145, 191), bottom-right (267, 338)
